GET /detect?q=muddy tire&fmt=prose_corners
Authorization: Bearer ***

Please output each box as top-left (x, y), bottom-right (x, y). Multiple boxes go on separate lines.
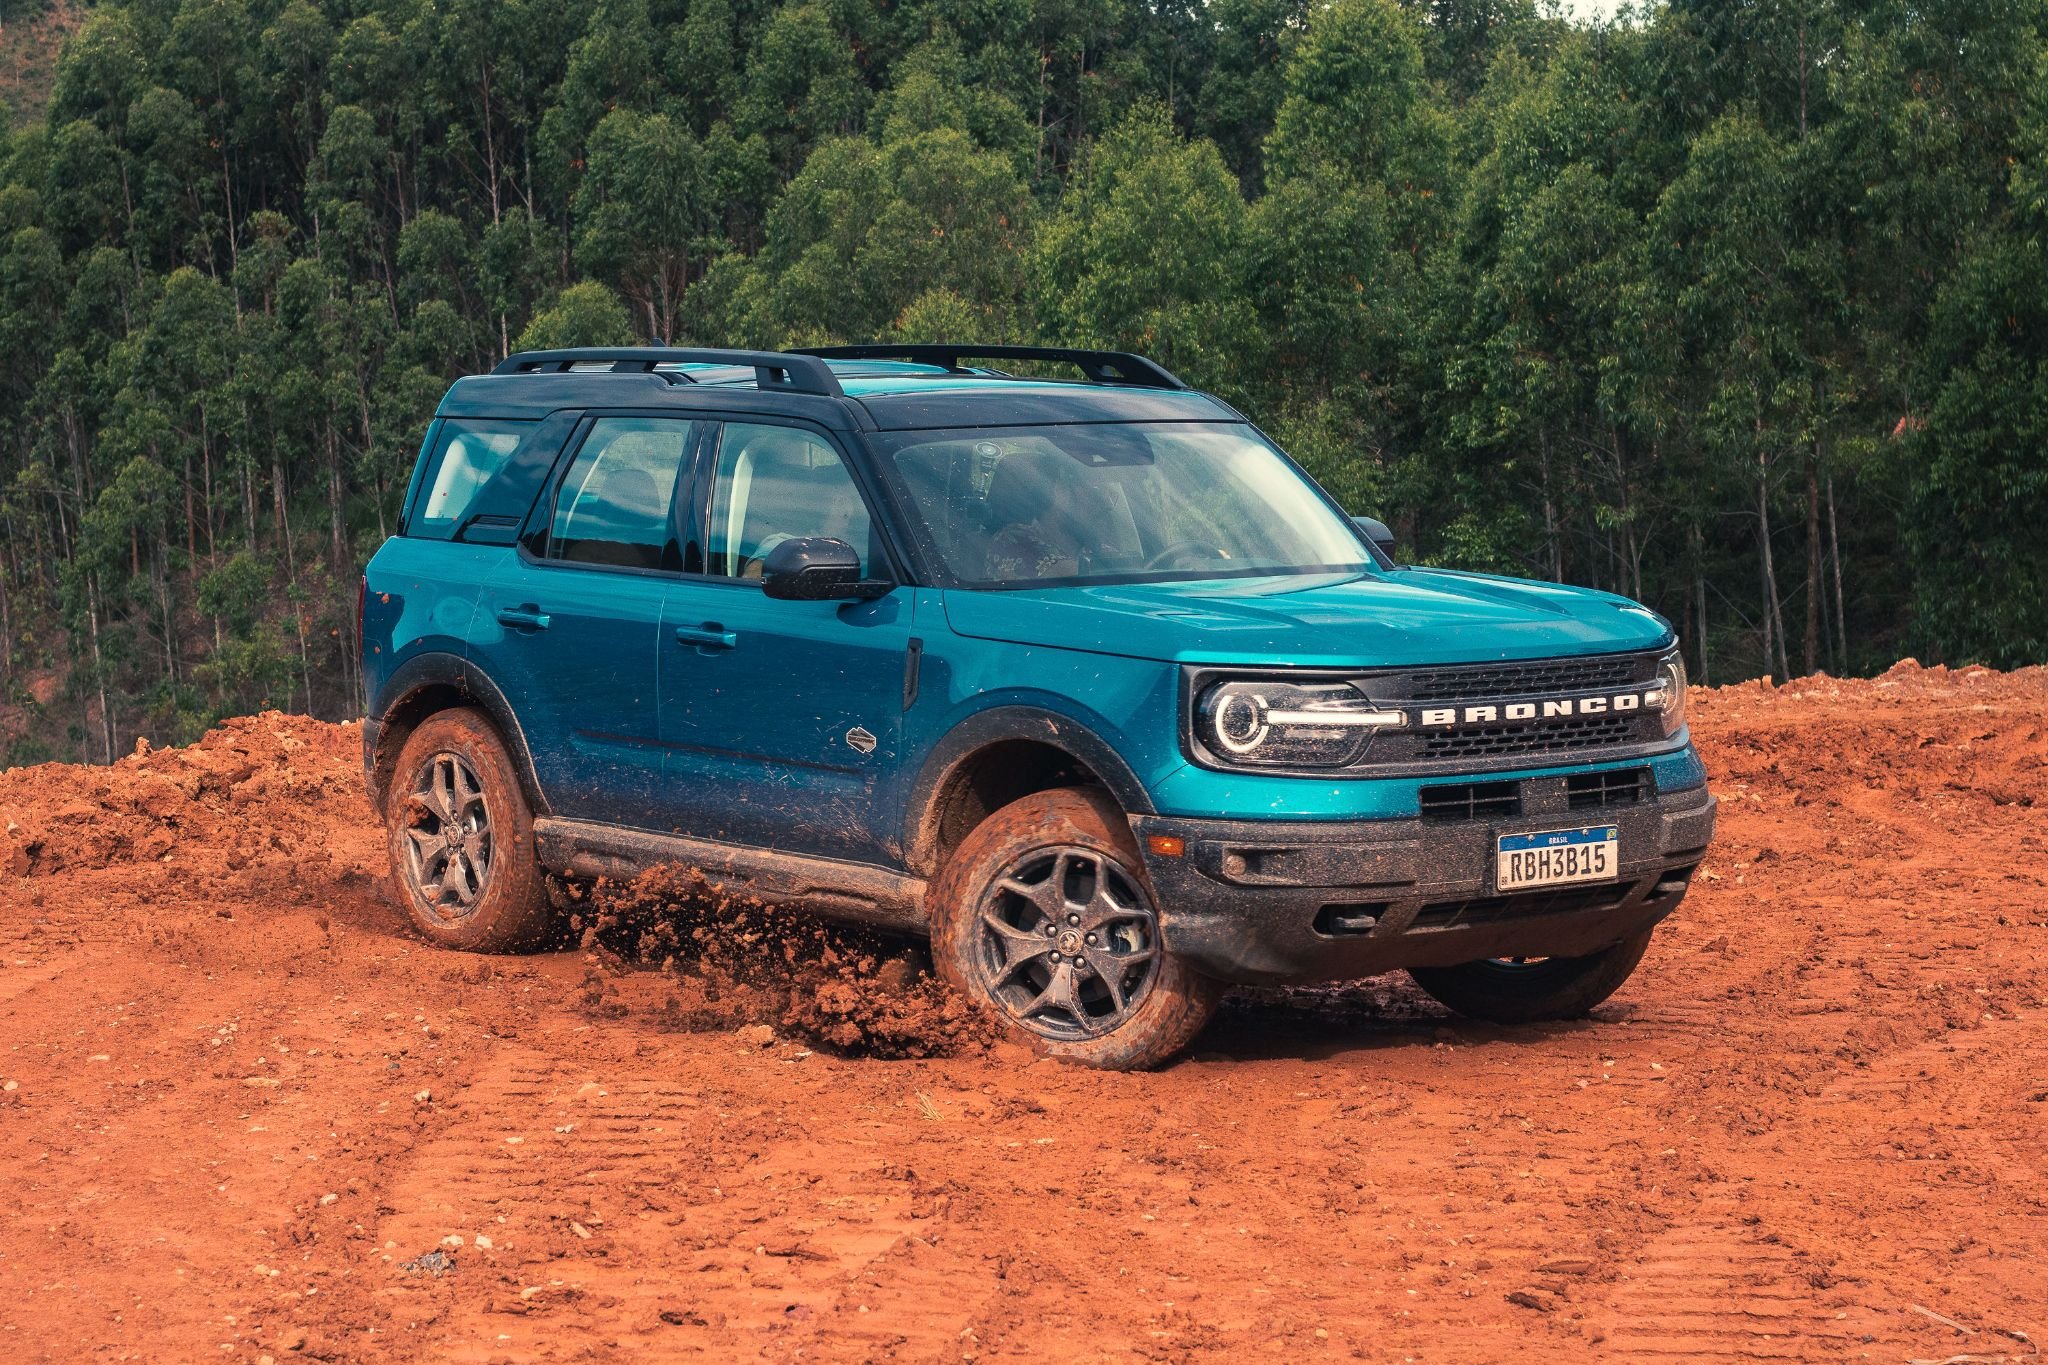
top-left (929, 787), bottom-right (1221, 1070)
top-left (384, 707), bottom-right (558, 953)
top-left (1407, 930), bottom-right (1653, 1024)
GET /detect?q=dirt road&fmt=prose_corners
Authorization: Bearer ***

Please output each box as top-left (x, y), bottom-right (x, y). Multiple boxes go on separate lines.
top-left (1, 664), bottom-right (2043, 1363)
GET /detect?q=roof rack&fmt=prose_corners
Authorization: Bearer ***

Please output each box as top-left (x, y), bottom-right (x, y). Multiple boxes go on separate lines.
top-left (491, 347), bottom-right (844, 398)
top-left (791, 344), bottom-right (1188, 391)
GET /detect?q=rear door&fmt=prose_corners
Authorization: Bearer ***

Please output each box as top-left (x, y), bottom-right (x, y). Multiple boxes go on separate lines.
top-left (655, 419), bottom-right (915, 861)
top-left (471, 415), bottom-right (701, 828)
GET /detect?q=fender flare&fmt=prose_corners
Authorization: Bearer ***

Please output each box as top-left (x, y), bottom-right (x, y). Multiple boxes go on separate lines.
top-left (901, 704), bottom-right (1154, 874)
top-left (368, 652), bottom-right (552, 817)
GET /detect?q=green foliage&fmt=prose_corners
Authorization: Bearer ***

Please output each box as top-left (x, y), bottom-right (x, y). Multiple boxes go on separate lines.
top-left (1265, 0), bottom-right (1428, 184)
top-left (1, 0), bottom-right (2046, 764)
top-left (515, 281), bottom-right (635, 351)
top-left (1031, 105), bottom-right (1255, 391)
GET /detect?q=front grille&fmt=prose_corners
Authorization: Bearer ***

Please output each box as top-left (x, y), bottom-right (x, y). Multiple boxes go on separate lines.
top-left (1420, 780), bottom-right (1522, 821)
top-left (1567, 766), bottom-right (1649, 809)
top-left (1403, 655), bottom-right (1637, 703)
top-left (1411, 880), bottom-right (1636, 930)
top-left (1420, 714), bottom-right (1635, 760)
top-left (1185, 647), bottom-right (1672, 777)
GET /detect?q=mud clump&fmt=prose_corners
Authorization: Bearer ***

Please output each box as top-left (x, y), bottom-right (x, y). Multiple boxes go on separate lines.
top-left (568, 864), bottom-right (1000, 1060)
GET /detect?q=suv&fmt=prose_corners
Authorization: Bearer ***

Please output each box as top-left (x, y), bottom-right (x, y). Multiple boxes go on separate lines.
top-left (361, 344), bottom-right (1715, 1069)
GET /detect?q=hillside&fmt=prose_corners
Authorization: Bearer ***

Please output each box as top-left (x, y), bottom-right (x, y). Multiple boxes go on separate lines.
top-left (0, 2), bottom-right (79, 128)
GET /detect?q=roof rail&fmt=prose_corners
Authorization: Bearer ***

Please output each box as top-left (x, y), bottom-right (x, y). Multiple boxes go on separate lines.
top-left (490, 347), bottom-right (844, 397)
top-left (791, 344), bottom-right (1188, 391)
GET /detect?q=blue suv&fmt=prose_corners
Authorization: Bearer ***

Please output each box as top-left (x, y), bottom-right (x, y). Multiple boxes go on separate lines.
top-left (361, 345), bottom-right (1715, 1069)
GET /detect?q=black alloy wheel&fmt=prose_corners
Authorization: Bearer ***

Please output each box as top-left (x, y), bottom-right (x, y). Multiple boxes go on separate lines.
top-left (399, 751), bottom-right (495, 919)
top-left (969, 843), bottom-right (1162, 1041)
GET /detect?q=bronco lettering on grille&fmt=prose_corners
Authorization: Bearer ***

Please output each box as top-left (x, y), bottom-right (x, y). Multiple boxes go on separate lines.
top-left (1417, 689), bottom-right (1659, 728)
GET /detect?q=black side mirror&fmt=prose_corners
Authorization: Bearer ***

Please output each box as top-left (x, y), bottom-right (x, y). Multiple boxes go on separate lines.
top-left (1352, 516), bottom-right (1398, 560)
top-left (760, 536), bottom-right (887, 600)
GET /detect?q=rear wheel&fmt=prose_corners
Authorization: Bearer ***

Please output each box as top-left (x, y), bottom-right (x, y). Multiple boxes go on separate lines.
top-left (929, 787), bottom-right (1220, 1070)
top-left (1407, 930), bottom-right (1653, 1024)
top-left (385, 707), bottom-right (558, 952)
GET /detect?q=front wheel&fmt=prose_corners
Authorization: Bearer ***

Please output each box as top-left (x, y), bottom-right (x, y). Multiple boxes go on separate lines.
top-left (929, 787), bottom-right (1221, 1070)
top-left (1407, 930), bottom-right (1653, 1024)
top-left (385, 707), bottom-right (559, 952)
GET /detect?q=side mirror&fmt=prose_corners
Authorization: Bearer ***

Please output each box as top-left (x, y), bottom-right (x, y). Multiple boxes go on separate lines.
top-left (1352, 516), bottom-right (1398, 560)
top-left (760, 536), bottom-right (885, 601)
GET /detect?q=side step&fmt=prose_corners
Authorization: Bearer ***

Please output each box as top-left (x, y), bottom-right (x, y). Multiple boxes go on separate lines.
top-left (531, 817), bottom-right (928, 933)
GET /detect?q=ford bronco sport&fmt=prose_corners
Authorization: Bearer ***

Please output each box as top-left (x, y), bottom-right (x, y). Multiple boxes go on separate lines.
top-left (361, 344), bottom-right (1716, 1069)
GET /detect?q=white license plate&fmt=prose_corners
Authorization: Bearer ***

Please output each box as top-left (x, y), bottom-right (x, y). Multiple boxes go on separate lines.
top-left (1495, 826), bottom-right (1619, 892)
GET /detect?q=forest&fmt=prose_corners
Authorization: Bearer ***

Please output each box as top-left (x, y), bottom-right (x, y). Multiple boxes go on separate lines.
top-left (0, 0), bottom-right (2043, 765)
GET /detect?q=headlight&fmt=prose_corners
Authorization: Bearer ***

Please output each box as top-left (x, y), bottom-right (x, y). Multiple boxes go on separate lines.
top-left (1195, 679), bottom-right (1405, 768)
top-left (1651, 648), bottom-right (1688, 737)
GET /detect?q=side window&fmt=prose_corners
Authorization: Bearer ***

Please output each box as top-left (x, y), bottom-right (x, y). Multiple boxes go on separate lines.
top-left (545, 418), bottom-right (693, 571)
top-left (704, 423), bottom-right (875, 580)
top-left (408, 419), bottom-right (531, 539)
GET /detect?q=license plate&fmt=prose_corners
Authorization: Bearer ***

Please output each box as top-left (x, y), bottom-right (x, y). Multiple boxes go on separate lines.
top-left (1495, 826), bottom-right (1619, 892)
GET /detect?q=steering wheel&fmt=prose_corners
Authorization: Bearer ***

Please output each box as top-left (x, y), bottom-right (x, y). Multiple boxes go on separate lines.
top-left (1141, 541), bottom-right (1229, 572)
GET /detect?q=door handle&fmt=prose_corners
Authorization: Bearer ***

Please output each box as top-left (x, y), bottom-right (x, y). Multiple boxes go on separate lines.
top-left (496, 605), bottom-right (551, 631)
top-left (674, 624), bottom-right (737, 650)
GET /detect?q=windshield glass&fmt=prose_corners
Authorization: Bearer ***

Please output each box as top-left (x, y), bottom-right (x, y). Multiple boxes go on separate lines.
top-left (872, 422), bottom-right (1374, 588)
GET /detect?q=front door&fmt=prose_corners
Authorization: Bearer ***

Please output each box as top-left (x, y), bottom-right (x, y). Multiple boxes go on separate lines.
top-left (471, 415), bottom-right (698, 828)
top-left (656, 420), bottom-right (914, 863)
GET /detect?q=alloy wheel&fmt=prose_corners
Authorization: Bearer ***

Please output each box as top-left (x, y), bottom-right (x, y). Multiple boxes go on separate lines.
top-left (400, 751), bottom-right (494, 919)
top-left (971, 845), bottom-right (1161, 1040)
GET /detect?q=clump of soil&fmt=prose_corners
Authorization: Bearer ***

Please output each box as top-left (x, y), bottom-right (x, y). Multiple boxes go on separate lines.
top-left (566, 864), bottom-right (999, 1060)
top-left (0, 712), bottom-right (364, 877)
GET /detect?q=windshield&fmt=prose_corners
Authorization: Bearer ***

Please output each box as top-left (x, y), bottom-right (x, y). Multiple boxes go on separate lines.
top-left (872, 422), bottom-right (1375, 588)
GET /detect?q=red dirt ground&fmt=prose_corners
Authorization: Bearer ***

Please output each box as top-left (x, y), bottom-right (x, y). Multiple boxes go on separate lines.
top-left (1, 663), bottom-right (2043, 1363)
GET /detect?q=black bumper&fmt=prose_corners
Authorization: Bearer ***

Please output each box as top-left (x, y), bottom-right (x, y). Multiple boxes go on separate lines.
top-left (1131, 784), bottom-right (1716, 985)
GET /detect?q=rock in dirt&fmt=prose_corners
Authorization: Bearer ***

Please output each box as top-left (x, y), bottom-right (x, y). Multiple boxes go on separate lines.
top-left (398, 1249), bottom-right (455, 1278)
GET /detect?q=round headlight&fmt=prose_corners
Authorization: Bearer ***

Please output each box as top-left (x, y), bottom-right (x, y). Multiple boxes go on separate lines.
top-left (1653, 649), bottom-right (1688, 737)
top-left (1195, 679), bottom-right (1405, 768)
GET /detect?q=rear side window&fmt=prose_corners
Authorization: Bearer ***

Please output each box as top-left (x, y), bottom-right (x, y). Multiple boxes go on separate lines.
top-left (546, 418), bottom-right (694, 570)
top-left (407, 419), bottom-right (532, 538)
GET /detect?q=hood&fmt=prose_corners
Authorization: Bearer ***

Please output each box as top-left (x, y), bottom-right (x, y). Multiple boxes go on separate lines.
top-left (941, 568), bottom-right (1673, 667)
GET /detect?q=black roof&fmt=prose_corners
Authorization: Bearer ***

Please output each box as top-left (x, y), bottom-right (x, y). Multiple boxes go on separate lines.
top-left (435, 346), bottom-right (1238, 430)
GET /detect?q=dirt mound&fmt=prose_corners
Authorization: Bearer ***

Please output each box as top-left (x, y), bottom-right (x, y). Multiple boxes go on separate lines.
top-left (0, 711), bottom-right (364, 877)
top-left (1692, 660), bottom-right (2048, 813)
top-left (566, 865), bottom-right (999, 1059)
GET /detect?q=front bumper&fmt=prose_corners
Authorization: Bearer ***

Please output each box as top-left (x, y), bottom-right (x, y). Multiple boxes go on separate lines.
top-left (1132, 781), bottom-right (1715, 985)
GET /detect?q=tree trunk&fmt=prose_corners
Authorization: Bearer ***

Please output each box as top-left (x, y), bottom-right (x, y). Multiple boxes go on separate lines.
top-left (184, 454), bottom-right (198, 562)
top-left (1691, 523), bottom-right (1709, 687)
top-left (1826, 463), bottom-right (1847, 672)
top-left (273, 445), bottom-right (295, 577)
top-left (326, 422), bottom-right (347, 569)
top-left (1757, 447), bottom-right (1789, 683)
top-left (87, 573), bottom-right (113, 763)
top-left (1540, 429), bottom-right (1561, 582)
top-left (1803, 445), bottom-right (1820, 675)
top-left (201, 405), bottom-right (218, 563)
top-left (481, 64), bottom-right (502, 225)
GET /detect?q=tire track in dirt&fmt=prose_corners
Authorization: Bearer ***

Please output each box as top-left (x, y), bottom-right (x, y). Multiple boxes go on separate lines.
top-left (1592, 1199), bottom-right (1875, 1361)
top-left (373, 1043), bottom-right (989, 1361)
